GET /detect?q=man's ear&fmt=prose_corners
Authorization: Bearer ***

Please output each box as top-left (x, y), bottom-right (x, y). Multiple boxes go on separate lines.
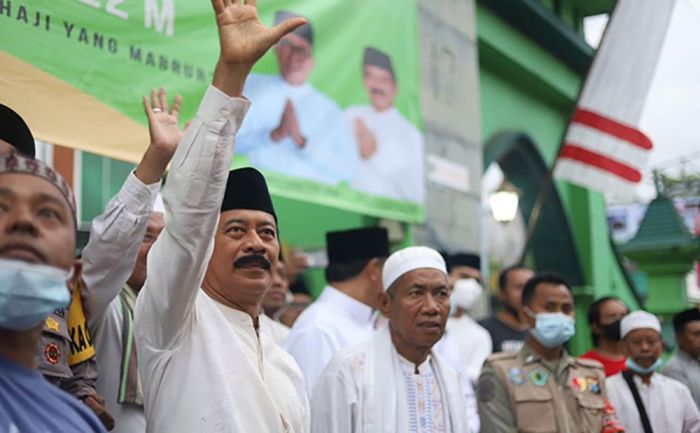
top-left (378, 291), bottom-right (391, 317)
top-left (519, 305), bottom-right (532, 328)
top-left (364, 258), bottom-right (382, 283)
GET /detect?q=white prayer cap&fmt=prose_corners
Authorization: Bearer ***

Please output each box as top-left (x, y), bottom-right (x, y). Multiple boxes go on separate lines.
top-left (621, 310), bottom-right (661, 339)
top-left (153, 192), bottom-right (165, 214)
top-left (382, 246), bottom-right (446, 291)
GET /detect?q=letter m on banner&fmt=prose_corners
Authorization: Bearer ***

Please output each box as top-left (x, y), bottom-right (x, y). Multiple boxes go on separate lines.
top-left (553, 0), bottom-right (676, 197)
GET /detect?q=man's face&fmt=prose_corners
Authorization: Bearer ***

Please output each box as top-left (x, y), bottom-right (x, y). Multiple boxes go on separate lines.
top-left (592, 299), bottom-right (628, 337)
top-left (499, 268), bottom-right (534, 312)
top-left (275, 33), bottom-right (314, 86)
top-left (678, 321), bottom-right (700, 358)
top-left (206, 209), bottom-right (279, 304)
top-left (127, 212), bottom-right (165, 292)
top-left (262, 261), bottom-right (289, 316)
top-left (383, 269), bottom-right (451, 350)
top-left (0, 173), bottom-right (75, 271)
top-left (521, 282), bottom-right (575, 328)
top-left (363, 65), bottom-right (397, 112)
top-left (624, 328), bottom-right (663, 369)
top-left (448, 265), bottom-right (481, 288)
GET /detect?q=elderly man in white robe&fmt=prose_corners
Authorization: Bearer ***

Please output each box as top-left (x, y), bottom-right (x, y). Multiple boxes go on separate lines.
top-left (133, 2), bottom-right (310, 432)
top-left (606, 310), bottom-right (700, 433)
top-left (311, 246), bottom-right (472, 433)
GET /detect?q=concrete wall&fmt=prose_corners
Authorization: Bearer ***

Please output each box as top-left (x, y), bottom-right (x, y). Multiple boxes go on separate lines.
top-left (413, 0), bottom-right (483, 253)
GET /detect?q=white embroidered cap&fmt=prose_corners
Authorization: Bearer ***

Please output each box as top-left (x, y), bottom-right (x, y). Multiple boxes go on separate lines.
top-left (382, 246), bottom-right (446, 291)
top-left (621, 310), bottom-right (661, 339)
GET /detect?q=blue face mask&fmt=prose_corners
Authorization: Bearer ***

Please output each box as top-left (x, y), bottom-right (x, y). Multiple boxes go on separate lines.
top-left (0, 259), bottom-right (72, 331)
top-left (626, 357), bottom-right (663, 375)
top-left (525, 308), bottom-right (576, 348)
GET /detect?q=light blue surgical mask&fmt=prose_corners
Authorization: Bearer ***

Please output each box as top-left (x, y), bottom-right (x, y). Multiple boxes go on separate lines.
top-left (626, 357), bottom-right (663, 375)
top-left (0, 259), bottom-right (72, 331)
top-left (525, 307), bottom-right (576, 348)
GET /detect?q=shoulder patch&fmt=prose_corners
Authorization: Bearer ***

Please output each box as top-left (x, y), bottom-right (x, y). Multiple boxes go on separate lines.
top-left (575, 357), bottom-right (605, 370)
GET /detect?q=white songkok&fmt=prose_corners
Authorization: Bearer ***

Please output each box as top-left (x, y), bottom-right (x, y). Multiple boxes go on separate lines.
top-left (621, 310), bottom-right (661, 339)
top-left (382, 246), bottom-right (447, 290)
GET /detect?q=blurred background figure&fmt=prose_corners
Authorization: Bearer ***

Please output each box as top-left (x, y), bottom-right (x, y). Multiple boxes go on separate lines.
top-left (479, 265), bottom-right (534, 353)
top-left (662, 308), bottom-right (700, 409)
top-left (580, 296), bottom-right (630, 377)
top-left (260, 260), bottom-right (292, 345)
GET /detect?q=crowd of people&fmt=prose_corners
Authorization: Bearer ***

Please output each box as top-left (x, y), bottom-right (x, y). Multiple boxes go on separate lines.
top-left (1, 2), bottom-right (700, 433)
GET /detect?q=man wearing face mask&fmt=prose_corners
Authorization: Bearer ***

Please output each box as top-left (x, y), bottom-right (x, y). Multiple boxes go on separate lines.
top-left (0, 153), bottom-right (105, 432)
top-left (581, 297), bottom-right (630, 377)
top-left (606, 311), bottom-right (700, 433)
top-left (478, 273), bottom-right (624, 433)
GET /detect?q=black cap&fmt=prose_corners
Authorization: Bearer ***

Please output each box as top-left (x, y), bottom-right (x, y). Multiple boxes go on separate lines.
top-left (275, 10), bottom-right (313, 45)
top-left (0, 104), bottom-right (35, 157)
top-left (364, 47), bottom-right (394, 79)
top-left (221, 167), bottom-right (277, 221)
top-left (673, 308), bottom-right (700, 332)
top-left (447, 252), bottom-right (481, 271)
top-left (326, 227), bottom-right (389, 263)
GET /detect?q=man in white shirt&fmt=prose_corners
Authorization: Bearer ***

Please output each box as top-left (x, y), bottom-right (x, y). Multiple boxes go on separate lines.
top-left (285, 227), bottom-right (390, 395)
top-left (345, 47), bottom-right (424, 203)
top-left (607, 310), bottom-right (700, 433)
top-left (311, 246), bottom-right (472, 433)
top-left (83, 89), bottom-right (179, 433)
top-left (133, 3), bottom-right (310, 432)
top-left (662, 308), bottom-right (700, 409)
top-left (236, 11), bottom-right (358, 185)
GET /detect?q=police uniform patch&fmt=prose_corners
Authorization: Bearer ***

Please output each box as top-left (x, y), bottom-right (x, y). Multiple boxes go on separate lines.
top-left (45, 316), bottom-right (60, 332)
top-left (44, 343), bottom-right (60, 365)
top-left (572, 377), bottom-right (588, 392)
top-left (478, 376), bottom-right (496, 402)
top-left (508, 368), bottom-right (526, 385)
top-left (529, 368), bottom-right (549, 387)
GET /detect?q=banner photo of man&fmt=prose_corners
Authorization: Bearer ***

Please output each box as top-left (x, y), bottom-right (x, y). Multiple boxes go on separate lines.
top-left (0, 0), bottom-right (424, 222)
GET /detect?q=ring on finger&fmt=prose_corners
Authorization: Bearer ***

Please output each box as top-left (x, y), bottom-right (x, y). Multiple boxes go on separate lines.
top-left (153, 108), bottom-right (163, 113)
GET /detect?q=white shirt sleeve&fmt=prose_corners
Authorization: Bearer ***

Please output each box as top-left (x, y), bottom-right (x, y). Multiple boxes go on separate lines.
top-left (285, 326), bottom-right (339, 396)
top-left (82, 172), bottom-right (160, 328)
top-left (134, 86), bottom-right (250, 351)
top-left (310, 361), bottom-right (358, 433)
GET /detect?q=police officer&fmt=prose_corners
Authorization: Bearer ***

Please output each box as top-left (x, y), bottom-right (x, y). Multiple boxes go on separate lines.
top-left (37, 265), bottom-right (115, 430)
top-left (478, 273), bottom-right (623, 433)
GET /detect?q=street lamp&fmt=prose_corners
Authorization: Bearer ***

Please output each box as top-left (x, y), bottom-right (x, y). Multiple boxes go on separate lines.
top-left (489, 181), bottom-right (520, 223)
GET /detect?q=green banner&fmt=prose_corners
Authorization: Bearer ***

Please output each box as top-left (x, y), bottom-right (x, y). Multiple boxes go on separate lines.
top-left (0, 0), bottom-right (424, 222)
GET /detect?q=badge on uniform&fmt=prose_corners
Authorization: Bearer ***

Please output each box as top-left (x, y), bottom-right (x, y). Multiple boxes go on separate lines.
top-left (508, 368), bottom-right (526, 385)
top-left (44, 343), bottom-right (61, 365)
top-left (572, 377), bottom-right (588, 392)
top-left (529, 368), bottom-right (549, 387)
top-left (45, 316), bottom-right (60, 332)
top-left (587, 377), bottom-right (601, 395)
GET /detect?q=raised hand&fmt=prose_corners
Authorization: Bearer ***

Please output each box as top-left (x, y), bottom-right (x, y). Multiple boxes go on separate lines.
top-left (135, 87), bottom-right (184, 185)
top-left (211, 0), bottom-right (306, 96)
top-left (355, 119), bottom-right (377, 160)
top-left (143, 87), bottom-right (183, 156)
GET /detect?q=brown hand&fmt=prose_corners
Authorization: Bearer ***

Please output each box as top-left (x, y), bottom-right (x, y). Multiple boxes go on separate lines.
top-left (82, 392), bottom-right (116, 431)
top-left (355, 119), bottom-right (377, 160)
top-left (286, 101), bottom-right (306, 148)
top-left (271, 99), bottom-right (294, 142)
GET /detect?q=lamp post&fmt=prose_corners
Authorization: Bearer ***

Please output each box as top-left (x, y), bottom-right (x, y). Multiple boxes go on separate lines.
top-left (489, 181), bottom-right (520, 223)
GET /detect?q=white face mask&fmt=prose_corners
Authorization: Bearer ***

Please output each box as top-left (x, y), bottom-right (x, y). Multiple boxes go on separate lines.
top-left (451, 278), bottom-right (484, 312)
top-left (0, 259), bottom-right (72, 331)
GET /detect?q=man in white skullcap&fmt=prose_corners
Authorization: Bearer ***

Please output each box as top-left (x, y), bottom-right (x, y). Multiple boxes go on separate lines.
top-left (606, 310), bottom-right (700, 433)
top-left (310, 246), bottom-right (473, 433)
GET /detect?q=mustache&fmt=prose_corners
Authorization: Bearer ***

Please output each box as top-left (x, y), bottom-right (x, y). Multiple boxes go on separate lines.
top-left (233, 255), bottom-right (272, 270)
top-left (369, 87), bottom-right (386, 96)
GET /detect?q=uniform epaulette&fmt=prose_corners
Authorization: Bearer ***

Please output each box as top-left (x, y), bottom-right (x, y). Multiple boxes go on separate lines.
top-left (574, 357), bottom-right (605, 370)
top-left (487, 352), bottom-right (518, 363)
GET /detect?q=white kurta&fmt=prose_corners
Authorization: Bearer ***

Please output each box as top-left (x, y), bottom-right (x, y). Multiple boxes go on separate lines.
top-left (260, 313), bottom-right (291, 346)
top-left (134, 86), bottom-right (310, 433)
top-left (606, 372), bottom-right (700, 433)
top-left (236, 74), bottom-right (359, 185)
top-left (344, 105), bottom-right (424, 203)
top-left (82, 172), bottom-right (160, 433)
top-left (311, 326), bottom-right (472, 433)
top-left (285, 286), bottom-right (376, 395)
